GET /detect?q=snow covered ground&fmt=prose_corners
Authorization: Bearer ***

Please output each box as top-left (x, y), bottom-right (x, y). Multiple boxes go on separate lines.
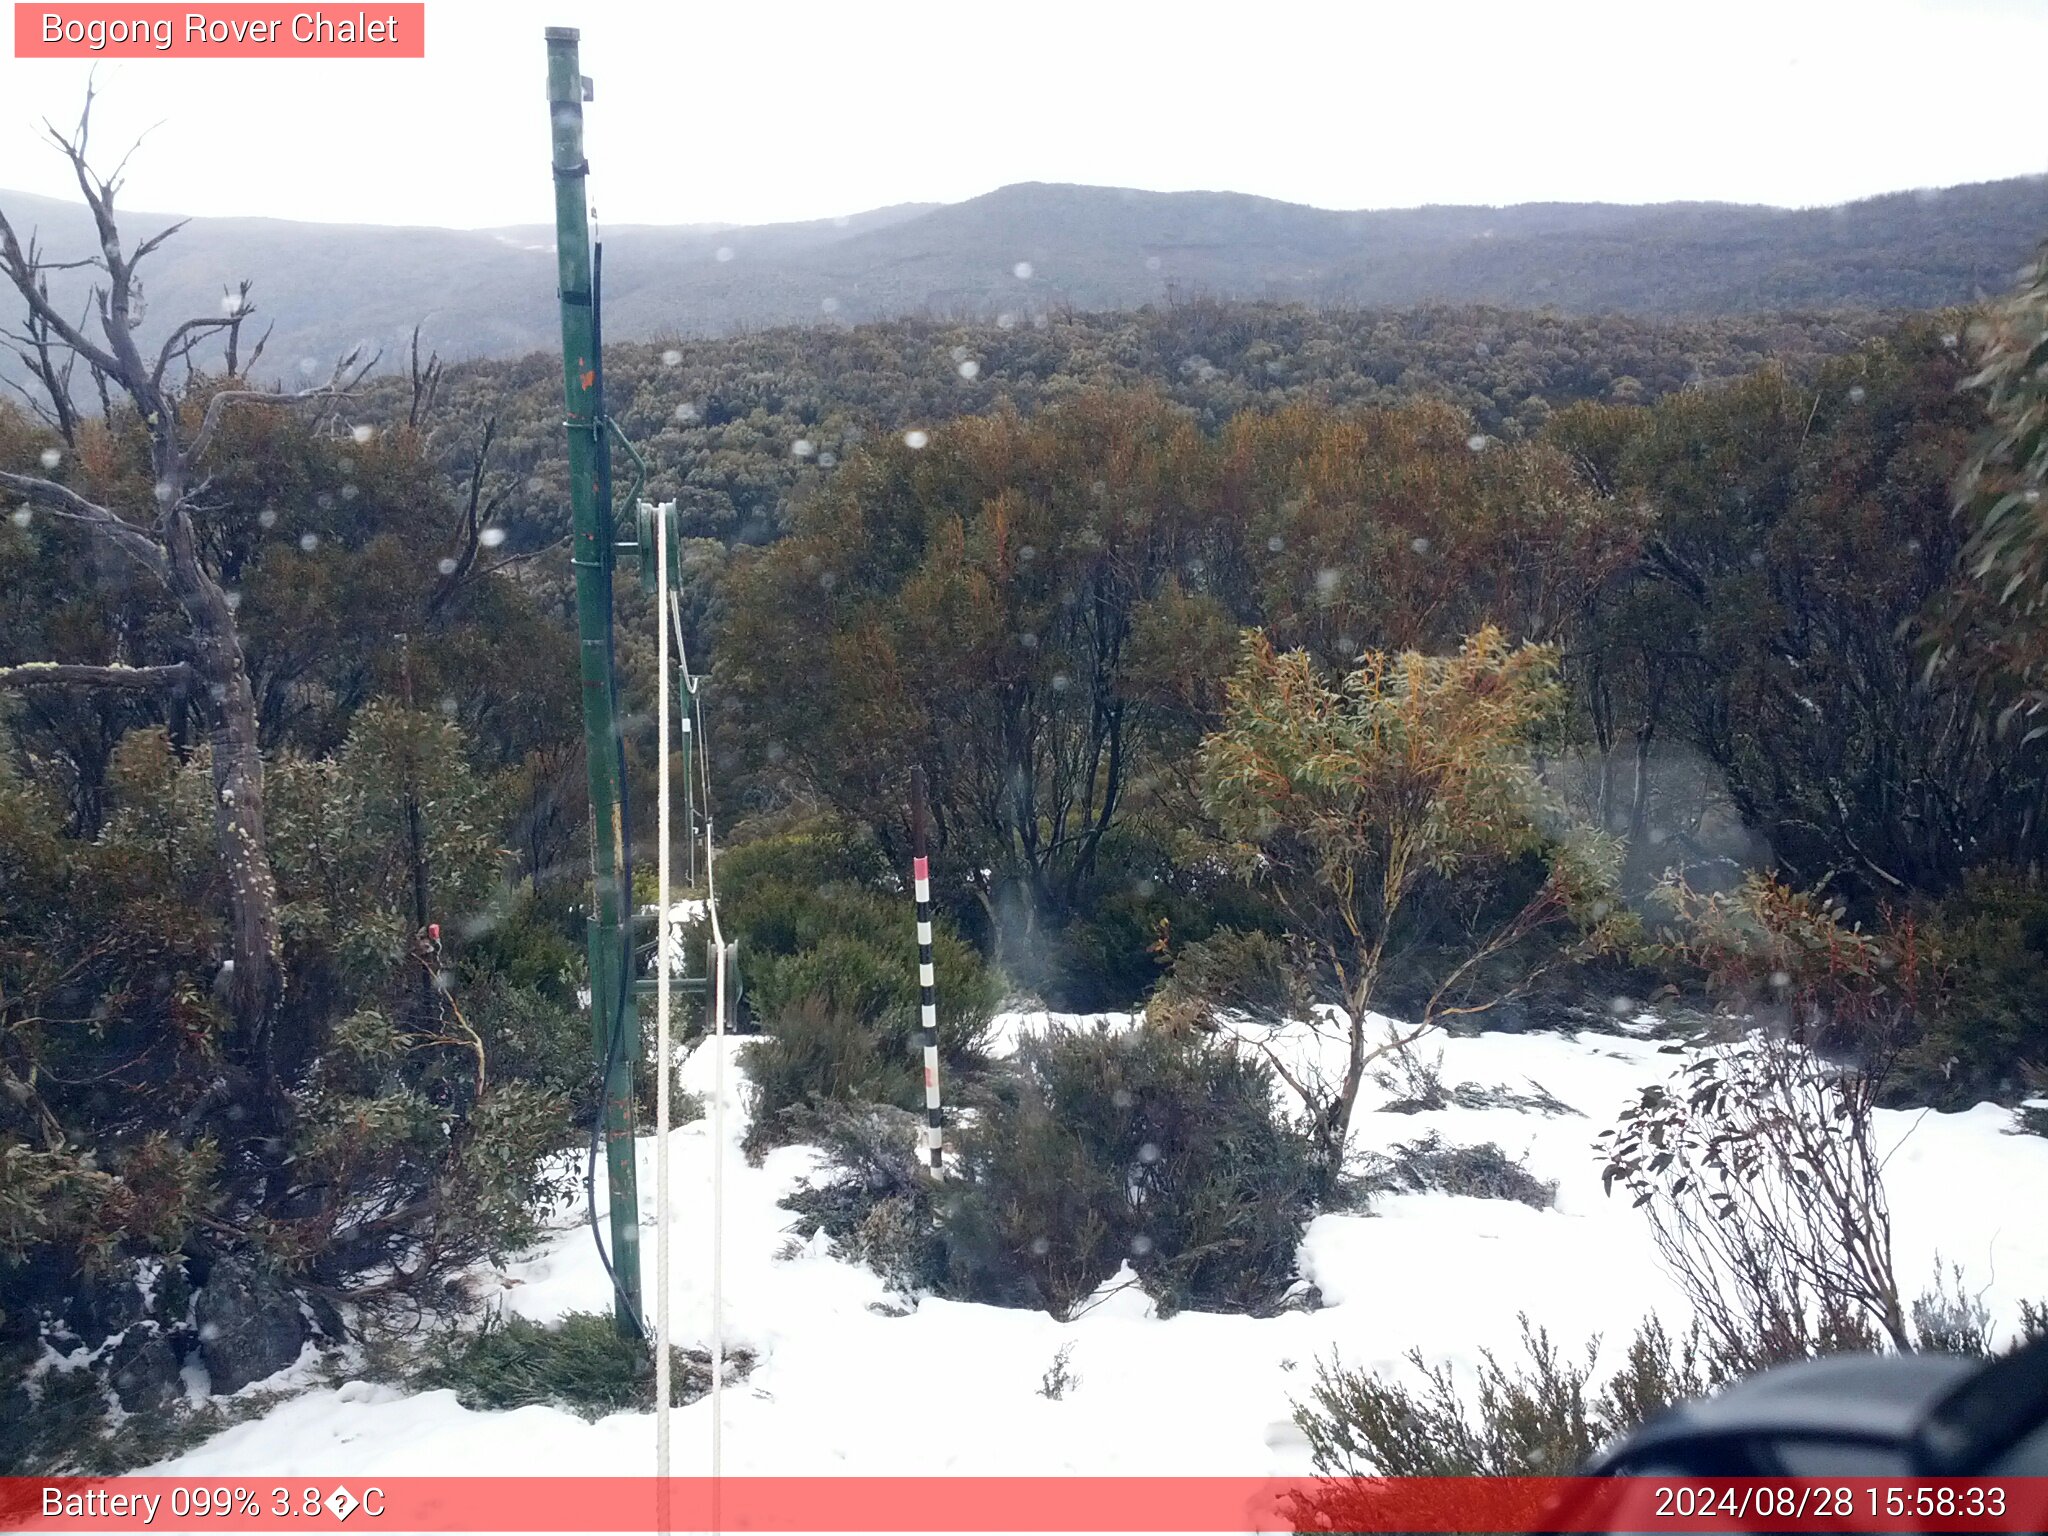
top-left (148, 1011), bottom-right (2048, 1480)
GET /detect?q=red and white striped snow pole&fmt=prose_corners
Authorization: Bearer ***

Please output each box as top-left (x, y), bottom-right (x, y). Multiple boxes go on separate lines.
top-left (911, 766), bottom-right (943, 1174)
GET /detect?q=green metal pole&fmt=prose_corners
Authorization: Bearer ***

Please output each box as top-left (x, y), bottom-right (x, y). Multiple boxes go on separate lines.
top-left (545, 25), bottom-right (641, 1338)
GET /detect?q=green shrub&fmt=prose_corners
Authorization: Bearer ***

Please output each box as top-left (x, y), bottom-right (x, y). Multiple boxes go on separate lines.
top-left (1897, 870), bottom-right (2048, 1108)
top-left (1148, 926), bottom-right (1309, 1032)
top-left (742, 996), bottom-right (913, 1157)
top-left (723, 821), bottom-right (1000, 1153)
top-left (459, 884), bottom-right (583, 1007)
top-left (943, 1025), bottom-right (1322, 1316)
top-left (715, 817), bottom-right (894, 908)
top-left (739, 887), bottom-right (997, 1061)
top-left (461, 978), bottom-right (592, 1117)
top-left (415, 1310), bottom-right (741, 1420)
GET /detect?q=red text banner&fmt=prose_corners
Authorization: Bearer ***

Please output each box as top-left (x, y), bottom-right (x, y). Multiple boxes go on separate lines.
top-left (3, 1476), bottom-right (2047, 1532)
top-left (14, 5), bottom-right (425, 58)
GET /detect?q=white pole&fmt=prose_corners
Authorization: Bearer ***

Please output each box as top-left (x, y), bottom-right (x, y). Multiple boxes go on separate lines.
top-left (708, 843), bottom-right (726, 1493)
top-left (653, 502), bottom-right (673, 1517)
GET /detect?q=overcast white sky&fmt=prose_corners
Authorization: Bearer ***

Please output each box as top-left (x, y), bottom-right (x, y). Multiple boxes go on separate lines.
top-left (2, 0), bottom-right (2045, 230)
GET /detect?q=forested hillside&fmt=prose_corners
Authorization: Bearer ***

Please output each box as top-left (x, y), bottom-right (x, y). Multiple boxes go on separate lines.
top-left (9, 245), bottom-right (2048, 1466)
top-left (2, 172), bottom-right (2043, 382)
top-left (373, 302), bottom-right (1893, 558)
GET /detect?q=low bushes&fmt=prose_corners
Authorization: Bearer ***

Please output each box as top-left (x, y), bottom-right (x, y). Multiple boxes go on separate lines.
top-left (725, 822), bottom-right (999, 1153)
top-left (1357, 1133), bottom-right (1557, 1209)
top-left (415, 1311), bottom-right (743, 1419)
top-left (776, 1025), bottom-right (1322, 1319)
top-left (946, 1025), bottom-right (1323, 1316)
top-left (1291, 1314), bottom-right (1711, 1484)
top-left (1147, 926), bottom-right (1308, 1033)
top-left (1896, 869), bottom-right (2048, 1109)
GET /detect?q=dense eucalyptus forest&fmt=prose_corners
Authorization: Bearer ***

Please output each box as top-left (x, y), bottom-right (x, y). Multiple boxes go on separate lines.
top-left (5, 155), bottom-right (2048, 1470)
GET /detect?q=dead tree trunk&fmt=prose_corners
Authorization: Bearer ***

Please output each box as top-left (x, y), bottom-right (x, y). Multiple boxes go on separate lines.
top-left (0, 91), bottom-right (366, 1099)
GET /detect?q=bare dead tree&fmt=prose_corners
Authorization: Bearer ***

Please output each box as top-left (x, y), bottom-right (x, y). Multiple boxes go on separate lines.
top-left (406, 323), bottom-right (443, 430)
top-left (0, 88), bottom-right (371, 1100)
top-left (422, 413), bottom-right (510, 621)
top-left (0, 235), bottom-right (103, 445)
top-left (219, 280), bottom-right (271, 381)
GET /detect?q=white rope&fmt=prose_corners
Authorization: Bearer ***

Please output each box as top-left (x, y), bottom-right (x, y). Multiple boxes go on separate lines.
top-left (660, 539), bottom-right (727, 1508)
top-left (653, 502), bottom-right (673, 1519)
top-left (698, 648), bottom-right (727, 1496)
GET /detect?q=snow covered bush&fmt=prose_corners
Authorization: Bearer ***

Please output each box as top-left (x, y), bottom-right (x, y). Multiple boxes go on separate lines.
top-left (942, 1024), bottom-right (1322, 1316)
top-left (778, 1101), bottom-right (943, 1294)
top-left (1357, 1132), bottom-right (1557, 1209)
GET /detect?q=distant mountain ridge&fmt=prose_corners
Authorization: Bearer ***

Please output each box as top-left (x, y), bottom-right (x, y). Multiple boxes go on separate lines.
top-left (1, 176), bottom-right (2043, 381)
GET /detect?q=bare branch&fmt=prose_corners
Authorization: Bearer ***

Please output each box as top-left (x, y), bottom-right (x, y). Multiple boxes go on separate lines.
top-left (0, 660), bottom-right (191, 692)
top-left (0, 205), bottom-right (124, 382)
top-left (152, 314), bottom-right (240, 391)
top-left (130, 217), bottom-right (190, 267)
top-left (406, 323), bottom-right (443, 430)
top-left (0, 469), bottom-right (168, 582)
top-left (240, 319), bottom-right (273, 380)
top-left (188, 348), bottom-right (375, 462)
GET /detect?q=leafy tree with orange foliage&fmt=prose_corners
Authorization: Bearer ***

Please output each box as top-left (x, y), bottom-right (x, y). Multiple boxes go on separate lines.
top-left (1198, 625), bottom-right (1619, 1176)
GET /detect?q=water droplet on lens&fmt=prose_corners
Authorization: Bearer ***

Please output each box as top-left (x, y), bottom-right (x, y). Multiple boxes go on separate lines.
top-left (299, 533), bottom-right (320, 552)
